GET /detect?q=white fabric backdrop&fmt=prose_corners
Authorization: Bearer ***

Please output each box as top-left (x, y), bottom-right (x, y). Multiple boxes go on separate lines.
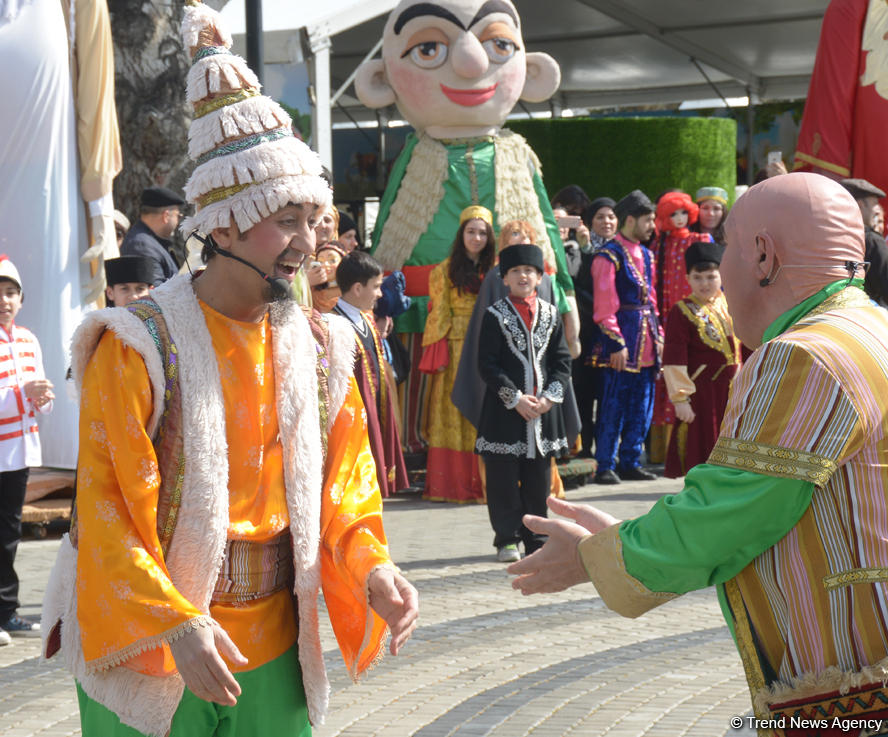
top-left (0, 0), bottom-right (89, 469)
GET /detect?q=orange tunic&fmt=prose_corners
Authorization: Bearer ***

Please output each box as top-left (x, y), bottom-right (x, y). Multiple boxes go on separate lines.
top-left (76, 300), bottom-right (391, 678)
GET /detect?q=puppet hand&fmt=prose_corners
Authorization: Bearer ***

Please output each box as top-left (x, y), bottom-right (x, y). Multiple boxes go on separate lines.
top-left (81, 214), bottom-right (118, 262)
top-left (546, 496), bottom-right (620, 535)
top-left (368, 567), bottom-right (419, 655)
top-left (508, 513), bottom-right (592, 594)
top-left (674, 401), bottom-right (695, 424)
top-left (169, 620), bottom-right (248, 705)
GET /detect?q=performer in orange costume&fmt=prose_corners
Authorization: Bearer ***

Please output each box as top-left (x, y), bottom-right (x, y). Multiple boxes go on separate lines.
top-left (41, 4), bottom-right (418, 736)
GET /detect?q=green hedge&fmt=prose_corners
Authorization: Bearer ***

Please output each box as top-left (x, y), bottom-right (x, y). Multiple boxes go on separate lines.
top-left (506, 116), bottom-right (737, 207)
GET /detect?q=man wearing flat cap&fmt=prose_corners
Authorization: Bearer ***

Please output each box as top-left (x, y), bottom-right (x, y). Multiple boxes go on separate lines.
top-left (120, 187), bottom-right (186, 286)
top-left (841, 177), bottom-right (888, 305)
top-left (510, 173), bottom-right (888, 735)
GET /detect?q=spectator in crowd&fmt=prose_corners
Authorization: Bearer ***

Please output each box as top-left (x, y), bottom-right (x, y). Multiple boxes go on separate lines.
top-left (337, 211), bottom-right (361, 253)
top-left (0, 257), bottom-right (52, 645)
top-left (112, 210), bottom-right (130, 248)
top-left (650, 191), bottom-right (712, 463)
top-left (315, 204), bottom-right (339, 249)
top-left (841, 178), bottom-right (888, 305)
top-left (103, 256), bottom-right (153, 307)
top-left (690, 186), bottom-right (729, 246)
top-left (120, 186), bottom-right (185, 286)
top-left (874, 202), bottom-right (885, 235)
top-left (373, 271), bottom-right (412, 386)
top-left (418, 206), bottom-right (496, 503)
top-left (552, 206), bottom-right (589, 278)
top-left (551, 184), bottom-right (592, 217)
top-left (310, 242), bottom-right (346, 314)
top-left (334, 252), bottom-right (410, 498)
top-left (573, 198), bottom-right (617, 457)
top-left (588, 190), bottom-right (661, 485)
top-left (662, 241), bottom-right (740, 478)
top-left (475, 245), bottom-right (572, 563)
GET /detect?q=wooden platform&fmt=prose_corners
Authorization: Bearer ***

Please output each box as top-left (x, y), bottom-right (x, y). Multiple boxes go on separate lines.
top-left (21, 468), bottom-right (75, 538)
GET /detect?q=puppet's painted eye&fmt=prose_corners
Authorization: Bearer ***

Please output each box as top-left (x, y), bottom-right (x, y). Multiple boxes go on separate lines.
top-left (407, 41), bottom-right (449, 69)
top-left (482, 38), bottom-right (517, 63)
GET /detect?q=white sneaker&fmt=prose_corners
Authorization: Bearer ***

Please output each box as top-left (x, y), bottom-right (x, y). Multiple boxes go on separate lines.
top-left (0, 628), bottom-right (10, 646)
top-left (497, 544), bottom-right (521, 563)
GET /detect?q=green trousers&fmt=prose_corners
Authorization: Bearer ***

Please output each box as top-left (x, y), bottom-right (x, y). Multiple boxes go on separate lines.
top-left (77, 644), bottom-right (311, 737)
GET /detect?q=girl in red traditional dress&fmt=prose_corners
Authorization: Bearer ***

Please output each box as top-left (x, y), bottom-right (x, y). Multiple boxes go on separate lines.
top-left (650, 191), bottom-right (712, 461)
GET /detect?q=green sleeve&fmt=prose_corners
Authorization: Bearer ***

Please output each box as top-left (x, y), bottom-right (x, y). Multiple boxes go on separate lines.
top-left (531, 170), bottom-right (574, 302)
top-left (620, 463), bottom-right (814, 595)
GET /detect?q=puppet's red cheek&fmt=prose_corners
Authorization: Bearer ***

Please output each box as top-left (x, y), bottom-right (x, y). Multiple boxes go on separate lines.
top-left (388, 64), bottom-right (438, 104)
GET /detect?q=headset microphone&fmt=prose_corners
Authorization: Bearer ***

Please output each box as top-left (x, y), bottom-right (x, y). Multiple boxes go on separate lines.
top-left (193, 232), bottom-right (292, 301)
top-left (214, 249), bottom-right (292, 301)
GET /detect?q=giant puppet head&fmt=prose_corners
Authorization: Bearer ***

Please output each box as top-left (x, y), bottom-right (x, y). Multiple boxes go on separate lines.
top-left (355, 0), bottom-right (561, 138)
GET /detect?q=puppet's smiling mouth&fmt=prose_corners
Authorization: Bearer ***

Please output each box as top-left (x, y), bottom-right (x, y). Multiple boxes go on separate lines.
top-left (440, 83), bottom-right (498, 106)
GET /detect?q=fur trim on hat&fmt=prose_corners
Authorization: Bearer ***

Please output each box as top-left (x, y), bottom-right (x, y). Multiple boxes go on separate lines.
top-left (181, 2), bottom-right (232, 52)
top-left (188, 97), bottom-right (293, 159)
top-left (186, 53), bottom-right (259, 104)
top-left (185, 136), bottom-right (321, 201)
top-left (181, 174), bottom-right (333, 235)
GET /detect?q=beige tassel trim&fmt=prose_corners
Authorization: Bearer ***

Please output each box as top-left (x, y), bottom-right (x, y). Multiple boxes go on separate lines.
top-left (494, 131), bottom-right (557, 273)
top-left (84, 615), bottom-right (215, 675)
top-left (188, 97), bottom-right (292, 159)
top-left (752, 655), bottom-right (888, 714)
top-left (185, 136), bottom-right (315, 200)
top-left (373, 134), bottom-right (449, 271)
top-left (187, 53), bottom-right (259, 104)
top-left (182, 174), bottom-right (332, 235)
top-left (181, 3), bottom-right (232, 52)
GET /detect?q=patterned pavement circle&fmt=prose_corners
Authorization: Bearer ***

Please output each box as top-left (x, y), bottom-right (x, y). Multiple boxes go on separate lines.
top-left (1, 478), bottom-right (758, 736)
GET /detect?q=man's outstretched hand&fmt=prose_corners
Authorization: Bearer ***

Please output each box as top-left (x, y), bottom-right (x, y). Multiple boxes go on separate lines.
top-left (169, 620), bottom-right (248, 706)
top-left (508, 497), bottom-right (621, 595)
top-left (368, 567), bottom-right (419, 655)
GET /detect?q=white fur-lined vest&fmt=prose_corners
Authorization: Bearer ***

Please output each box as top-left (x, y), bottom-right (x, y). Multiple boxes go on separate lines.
top-left (41, 274), bottom-right (356, 737)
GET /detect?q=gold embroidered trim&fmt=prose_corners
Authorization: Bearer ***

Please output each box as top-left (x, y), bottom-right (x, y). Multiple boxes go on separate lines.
top-left (803, 286), bottom-right (871, 320)
top-left (198, 182), bottom-right (251, 208)
top-left (194, 88), bottom-right (259, 119)
top-left (792, 151), bottom-right (851, 177)
top-left (823, 567), bottom-right (888, 591)
top-left (677, 297), bottom-right (737, 364)
top-left (84, 615), bottom-right (215, 674)
top-left (725, 579), bottom-right (769, 719)
top-left (707, 437), bottom-right (836, 486)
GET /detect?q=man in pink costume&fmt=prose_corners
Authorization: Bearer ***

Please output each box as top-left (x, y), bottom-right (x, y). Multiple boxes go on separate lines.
top-left (510, 173), bottom-right (888, 737)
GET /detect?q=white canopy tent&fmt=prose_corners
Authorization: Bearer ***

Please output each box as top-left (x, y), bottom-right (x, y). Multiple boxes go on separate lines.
top-left (219, 0), bottom-right (829, 167)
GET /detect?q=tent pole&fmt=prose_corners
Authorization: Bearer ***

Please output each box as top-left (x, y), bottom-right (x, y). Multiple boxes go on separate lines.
top-left (245, 0), bottom-right (263, 86)
top-left (746, 86), bottom-right (754, 186)
top-left (310, 33), bottom-right (333, 170)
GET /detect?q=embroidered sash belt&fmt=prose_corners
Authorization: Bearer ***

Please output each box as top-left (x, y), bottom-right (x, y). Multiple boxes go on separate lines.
top-left (211, 532), bottom-right (293, 603)
top-left (768, 681), bottom-right (888, 737)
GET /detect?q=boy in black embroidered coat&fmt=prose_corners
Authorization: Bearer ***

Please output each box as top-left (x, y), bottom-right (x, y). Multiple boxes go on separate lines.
top-left (475, 245), bottom-right (572, 562)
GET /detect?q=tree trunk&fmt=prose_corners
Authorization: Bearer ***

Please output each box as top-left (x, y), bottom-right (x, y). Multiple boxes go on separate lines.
top-left (109, 0), bottom-right (192, 223)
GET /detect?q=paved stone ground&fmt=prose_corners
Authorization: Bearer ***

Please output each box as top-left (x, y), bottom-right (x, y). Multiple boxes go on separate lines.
top-left (1, 476), bottom-right (757, 736)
